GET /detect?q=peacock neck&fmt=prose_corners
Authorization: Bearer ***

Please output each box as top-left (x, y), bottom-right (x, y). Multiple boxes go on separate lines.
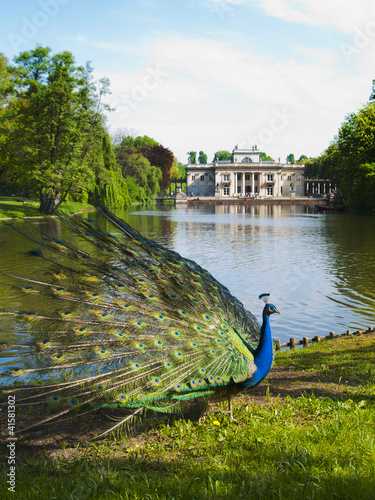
top-left (245, 308), bottom-right (274, 387)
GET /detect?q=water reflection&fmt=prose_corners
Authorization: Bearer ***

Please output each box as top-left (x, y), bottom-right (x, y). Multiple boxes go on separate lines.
top-left (0, 206), bottom-right (374, 350)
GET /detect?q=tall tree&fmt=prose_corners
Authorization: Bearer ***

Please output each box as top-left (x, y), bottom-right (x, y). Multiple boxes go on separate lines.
top-left (286, 154), bottom-right (295, 164)
top-left (0, 46), bottom-right (110, 213)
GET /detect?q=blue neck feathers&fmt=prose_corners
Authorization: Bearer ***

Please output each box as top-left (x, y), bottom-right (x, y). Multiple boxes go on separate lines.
top-left (244, 306), bottom-right (274, 387)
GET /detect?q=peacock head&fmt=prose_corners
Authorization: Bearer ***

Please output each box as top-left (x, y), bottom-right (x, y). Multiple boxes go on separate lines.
top-left (263, 303), bottom-right (280, 316)
top-left (259, 293), bottom-right (280, 316)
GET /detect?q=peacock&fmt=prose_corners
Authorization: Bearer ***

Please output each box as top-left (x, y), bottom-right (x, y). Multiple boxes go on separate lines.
top-left (0, 201), bottom-right (280, 440)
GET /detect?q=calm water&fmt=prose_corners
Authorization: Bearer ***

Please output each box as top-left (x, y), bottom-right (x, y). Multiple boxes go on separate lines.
top-left (1, 204), bottom-right (375, 355)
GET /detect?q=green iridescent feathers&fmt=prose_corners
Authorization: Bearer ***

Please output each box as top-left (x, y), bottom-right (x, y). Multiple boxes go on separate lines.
top-left (0, 203), bottom-right (261, 432)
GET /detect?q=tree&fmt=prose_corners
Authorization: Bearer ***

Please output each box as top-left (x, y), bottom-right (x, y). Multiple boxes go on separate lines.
top-left (297, 155), bottom-right (308, 164)
top-left (259, 152), bottom-right (274, 161)
top-left (213, 150), bottom-right (232, 161)
top-left (141, 144), bottom-right (174, 192)
top-left (286, 154), bottom-right (295, 164)
top-left (119, 153), bottom-right (161, 196)
top-left (115, 135), bottom-right (173, 193)
top-left (0, 46), bottom-right (111, 213)
top-left (198, 151), bottom-right (208, 164)
top-left (177, 161), bottom-right (186, 178)
top-left (307, 102), bottom-right (375, 209)
top-left (187, 151), bottom-right (197, 164)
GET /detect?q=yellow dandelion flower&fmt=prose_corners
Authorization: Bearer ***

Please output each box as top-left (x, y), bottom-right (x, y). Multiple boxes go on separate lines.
top-left (213, 420), bottom-right (221, 426)
top-left (348, 399), bottom-right (353, 403)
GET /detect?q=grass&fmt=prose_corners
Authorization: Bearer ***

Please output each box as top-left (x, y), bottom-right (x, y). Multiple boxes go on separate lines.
top-left (0, 197), bottom-right (93, 219)
top-left (1, 336), bottom-right (375, 499)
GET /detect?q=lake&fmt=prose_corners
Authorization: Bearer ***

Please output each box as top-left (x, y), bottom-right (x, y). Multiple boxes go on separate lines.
top-left (0, 204), bottom-right (374, 356)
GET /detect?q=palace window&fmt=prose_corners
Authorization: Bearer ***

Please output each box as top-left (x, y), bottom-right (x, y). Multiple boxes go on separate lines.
top-left (254, 174), bottom-right (258, 180)
top-left (192, 175), bottom-right (196, 181)
top-left (237, 186), bottom-right (241, 193)
top-left (296, 175), bottom-right (301, 181)
top-left (245, 174), bottom-right (250, 181)
top-left (267, 185), bottom-right (273, 196)
top-left (287, 175), bottom-right (292, 181)
top-left (209, 175), bottom-right (214, 181)
top-left (200, 175), bottom-right (205, 181)
top-left (223, 174), bottom-right (230, 181)
top-left (237, 173), bottom-right (242, 181)
top-left (223, 184), bottom-right (229, 195)
top-left (267, 174), bottom-right (273, 181)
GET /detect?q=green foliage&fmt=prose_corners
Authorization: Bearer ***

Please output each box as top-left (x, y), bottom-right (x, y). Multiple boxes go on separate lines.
top-left (297, 154), bottom-right (308, 164)
top-left (95, 168), bottom-right (131, 208)
top-left (214, 150), bottom-right (232, 162)
top-left (177, 162), bottom-right (186, 178)
top-left (141, 144), bottom-right (174, 192)
top-left (118, 134), bottom-right (159, 150)
top-left (259, 152), bottom-right (274, 161)
top-left (286, 153), bottom-right (295, 163)
top-left (0, 52), bottom-right (12, 108)
top-left (124, 176), bottom-right (148, 204)
top-left (198, 151), bottom-right (208, 164)
top-left (187, 151), bottom-right (197, 164)
top-left (309, 102), bottom-right (375, 210)
top-left (0, 46), bottom-right (112, 213)
top-left (116, 135), bottom-right (173, 194)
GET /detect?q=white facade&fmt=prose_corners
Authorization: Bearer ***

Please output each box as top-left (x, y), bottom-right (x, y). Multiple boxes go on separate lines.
top-left (186, 146), bottom-right (305, 198)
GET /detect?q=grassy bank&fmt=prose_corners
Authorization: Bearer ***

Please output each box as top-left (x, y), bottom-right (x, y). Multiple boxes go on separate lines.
top-left (0, 197), bottom-right (93, 219)
top-left (1, 333), bottom-right (374, 499)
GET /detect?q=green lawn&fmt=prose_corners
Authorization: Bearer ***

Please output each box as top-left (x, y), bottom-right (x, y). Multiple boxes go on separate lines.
top-left (0, 197), bottom-right (92, 219)
top-left (1, 334), bottom-right (374, 499)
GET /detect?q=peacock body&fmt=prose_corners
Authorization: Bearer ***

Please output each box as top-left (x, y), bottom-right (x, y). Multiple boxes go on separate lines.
top-left (0, 203), bottom-right (279, 438)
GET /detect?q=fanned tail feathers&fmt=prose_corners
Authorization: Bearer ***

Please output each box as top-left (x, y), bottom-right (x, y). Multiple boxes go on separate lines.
top-left (0, 202), bottom-right (261, 439)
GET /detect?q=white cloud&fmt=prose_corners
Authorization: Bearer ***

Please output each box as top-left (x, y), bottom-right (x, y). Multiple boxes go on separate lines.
top-left (99, 35), bottom-right (368, 163)
top-left (212, 0), bottom-right (375, 34)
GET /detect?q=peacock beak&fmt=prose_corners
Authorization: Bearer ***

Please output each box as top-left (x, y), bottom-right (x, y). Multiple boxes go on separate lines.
top-left (274, 308), bottom-right (281, 314)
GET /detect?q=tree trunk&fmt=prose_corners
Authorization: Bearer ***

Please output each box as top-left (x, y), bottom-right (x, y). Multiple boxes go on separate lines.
top-left (39, 194), bottom-right (58, 214)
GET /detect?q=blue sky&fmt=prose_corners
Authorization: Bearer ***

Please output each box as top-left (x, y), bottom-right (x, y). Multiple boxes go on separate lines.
top-left (1, 0), bottom-right (374, 163)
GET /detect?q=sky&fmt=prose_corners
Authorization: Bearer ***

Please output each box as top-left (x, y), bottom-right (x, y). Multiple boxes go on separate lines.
top-left (1, 0), bottom-right (375, 164)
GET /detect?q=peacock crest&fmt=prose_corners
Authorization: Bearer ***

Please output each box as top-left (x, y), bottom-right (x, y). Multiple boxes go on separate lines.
top-left (0, 202), bottom-right (279, 438)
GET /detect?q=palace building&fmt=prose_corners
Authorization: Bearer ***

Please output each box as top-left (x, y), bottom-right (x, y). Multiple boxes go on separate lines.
top-left (186, 146), bottom-right (308, 198)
